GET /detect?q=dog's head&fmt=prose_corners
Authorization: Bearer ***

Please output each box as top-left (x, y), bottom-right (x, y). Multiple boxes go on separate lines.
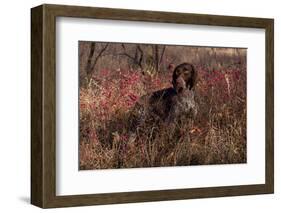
top-left (172, 63), bottom-right (197, 93)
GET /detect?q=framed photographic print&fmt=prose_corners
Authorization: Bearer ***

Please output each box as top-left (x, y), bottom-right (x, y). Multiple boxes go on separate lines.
top-left (31, 4), bottom-right (274, 208)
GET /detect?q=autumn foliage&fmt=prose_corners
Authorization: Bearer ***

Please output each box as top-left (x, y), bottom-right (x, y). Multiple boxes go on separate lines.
top-left (79, 42), bottom-right (246, 170)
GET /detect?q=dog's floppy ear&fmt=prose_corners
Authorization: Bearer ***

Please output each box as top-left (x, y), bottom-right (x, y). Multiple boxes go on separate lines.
top-left (188, 64), bottom-right (197, 90)
top-left (172, 64), bottom-right (183, 90)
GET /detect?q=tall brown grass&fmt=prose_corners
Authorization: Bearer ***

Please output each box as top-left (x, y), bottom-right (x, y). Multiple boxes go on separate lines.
top-left (79, 43), bottom-right (246, 170)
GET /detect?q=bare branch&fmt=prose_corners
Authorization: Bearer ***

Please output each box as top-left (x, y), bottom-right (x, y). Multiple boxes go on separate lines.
top-left (119, 53), bottom-right (135, 61)
top-left (120, 44), bottom-right (135, 61)
top-left (85, 42), bottom-right (96, 75)
top-left (90, 43), bottom-right (109, 72)
top-left (120, 44), bottom-right (143, 69)
top-left (159, 45), bottom-right (166, 64)
top-left (137, 45), bottom-right (144, 68)
top-left (154, 44), bottom-right (159, 71)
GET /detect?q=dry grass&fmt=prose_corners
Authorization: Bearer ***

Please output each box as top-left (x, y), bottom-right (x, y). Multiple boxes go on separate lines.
top-left (79, 44), bottom-right (247, 170)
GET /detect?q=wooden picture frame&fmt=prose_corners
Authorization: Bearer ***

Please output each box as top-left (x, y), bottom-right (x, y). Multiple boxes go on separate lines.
top-left (31, 4), bottom-right (274, 208)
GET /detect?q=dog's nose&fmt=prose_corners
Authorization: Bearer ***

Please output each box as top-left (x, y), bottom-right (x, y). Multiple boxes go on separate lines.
top-left (175, 77), bottom-right (186, 93)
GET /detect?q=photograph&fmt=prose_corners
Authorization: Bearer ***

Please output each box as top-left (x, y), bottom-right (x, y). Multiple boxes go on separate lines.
top-left (29, 3), bottom-right (274, 208)
top-left (78, 41), bottom-right (247, 170)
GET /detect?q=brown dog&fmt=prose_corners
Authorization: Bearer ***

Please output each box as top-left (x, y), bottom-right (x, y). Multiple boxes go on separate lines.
top-left (131, 63), bottom-right (198, 130)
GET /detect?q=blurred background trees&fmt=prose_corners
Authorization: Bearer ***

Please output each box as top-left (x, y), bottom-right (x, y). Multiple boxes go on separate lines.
top-left (79, 41), bottom-right (246, 88)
